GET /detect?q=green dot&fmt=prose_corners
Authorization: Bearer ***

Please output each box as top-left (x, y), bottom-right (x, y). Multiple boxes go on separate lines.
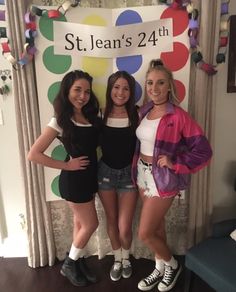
top-left (43, 46), bottom-right (72, 74)
top-left (51, 175), bottom-right (61, 197)
top-left (48, 82), bottom-right (61, 104)
top-left (51, 145), bottom-right (67, 161)
top-left (39, 13), bottom-right (67, 41)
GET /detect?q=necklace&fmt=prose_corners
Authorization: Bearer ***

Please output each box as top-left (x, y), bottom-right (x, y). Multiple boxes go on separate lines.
top-left (153, 99), bottom-right (168, 106)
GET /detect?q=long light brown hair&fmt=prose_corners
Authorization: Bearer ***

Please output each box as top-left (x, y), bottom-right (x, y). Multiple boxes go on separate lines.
top-left (144, 59), bottom-right (180, 105)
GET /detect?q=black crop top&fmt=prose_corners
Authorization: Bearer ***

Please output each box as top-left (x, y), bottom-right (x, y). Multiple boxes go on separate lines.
top-left (100, 124), bottom-right (136, 169)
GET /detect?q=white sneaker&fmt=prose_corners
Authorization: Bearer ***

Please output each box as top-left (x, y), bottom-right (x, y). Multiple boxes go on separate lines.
top-left (158, 262), bottom-right (182, 292)
top-left (138, 268), bottom-right (163, 291)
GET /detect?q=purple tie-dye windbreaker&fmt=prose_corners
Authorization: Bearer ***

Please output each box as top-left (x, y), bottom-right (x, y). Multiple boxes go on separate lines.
top-left (131, 101), bottom-right (213, 198)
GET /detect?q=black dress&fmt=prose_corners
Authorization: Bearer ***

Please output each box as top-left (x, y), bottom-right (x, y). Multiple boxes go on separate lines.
top-left (58, 123), bottom-right (100, 203)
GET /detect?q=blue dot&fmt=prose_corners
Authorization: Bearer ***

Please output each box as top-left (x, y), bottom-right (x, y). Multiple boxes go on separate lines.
top-left (116, 55), bottom-right (143, 74)
top-left (135, 81), bottom-right (142, 103)
top-left (115, 10), bottom-right (143, 74)
top-left (115, 10), bottom-right (142, 26)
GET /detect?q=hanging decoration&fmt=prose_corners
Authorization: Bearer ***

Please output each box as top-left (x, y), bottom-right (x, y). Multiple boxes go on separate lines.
top-left (0, 69), bottom-right (11, 98)
top-left (216, 1), bottom-right (231, 65)
top-left (0, 0), bottom-right (80, 69)
top-left (159, 0), bottom-right (231, 75)
top-left (0, 0), bottom-right (11, 97)
top-left (0, 0), bottom-right (231, 75)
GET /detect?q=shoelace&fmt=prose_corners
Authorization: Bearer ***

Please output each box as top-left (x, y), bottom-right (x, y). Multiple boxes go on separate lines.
top-left (122, 259), bottom-right (131, 268)
top-left (145, 269), bottom-right (160, 284)
top-left (113, 262), bottom-right (122, 271)
top-left (162, 265), bottom-right (174, 285)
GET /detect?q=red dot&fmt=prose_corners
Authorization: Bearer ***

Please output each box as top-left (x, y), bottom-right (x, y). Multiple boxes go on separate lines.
top-left (161, 42), bottom-right (189, 72)
top-left (174, 79), bottom-right (186, 102)
top-left (160, 7), bottom-right (189, 36)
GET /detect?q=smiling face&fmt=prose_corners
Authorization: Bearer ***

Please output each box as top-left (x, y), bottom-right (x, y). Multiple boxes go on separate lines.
top-left (146, 69), bottom-right (170, 105)
top-left (68, 78), bottom-right (91, 111)
top-left (111, 77), bottom-right (130, 107)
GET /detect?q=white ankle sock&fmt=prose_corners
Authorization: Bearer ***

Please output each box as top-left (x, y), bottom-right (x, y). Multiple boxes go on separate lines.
top-left (121, 248), bottom-right (130, 260)
top-left (68, 244), bottom-right (85, 261)
top-left (155, 257), bottom-right (165, 274)
top-left (164, 256), bottom-right (178, 269)
top-left (113, 248), bottom-right (122, 262)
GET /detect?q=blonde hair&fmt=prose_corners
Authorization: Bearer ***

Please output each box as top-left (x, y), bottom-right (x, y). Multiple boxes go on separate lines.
top-left (144, 59), bottom-right (180, 105)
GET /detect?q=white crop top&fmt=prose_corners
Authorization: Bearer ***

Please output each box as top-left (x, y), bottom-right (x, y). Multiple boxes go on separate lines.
top-left (136, 115), bottom-right (161, 156)
top-left (106, 117), bottom-right (129, 128)
top-left (47, 117), bottom-right (92, 137)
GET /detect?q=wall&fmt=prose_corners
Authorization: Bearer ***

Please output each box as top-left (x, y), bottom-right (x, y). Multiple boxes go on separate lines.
top-left (212, 1), bottom-right (236, 221)
top-left (0, 65), bottom-right (27, 257)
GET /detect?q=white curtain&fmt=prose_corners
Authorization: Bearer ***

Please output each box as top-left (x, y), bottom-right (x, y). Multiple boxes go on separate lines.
top-left (187, 0), bottom-right (220, 246)
top-left (6, 0), bottom-right (56, 267)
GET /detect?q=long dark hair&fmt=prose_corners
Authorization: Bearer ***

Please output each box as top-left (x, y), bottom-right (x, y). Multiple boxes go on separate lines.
top-left (53, 70), bottom-right (100, 150)
top-left (103, 71), bottom-right (138, 130)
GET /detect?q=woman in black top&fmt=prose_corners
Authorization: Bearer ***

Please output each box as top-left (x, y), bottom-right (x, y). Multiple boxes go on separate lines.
top-left (28, 70), bottom-right (101, 287)
top-left (98, 71), bottom-right (139, 281)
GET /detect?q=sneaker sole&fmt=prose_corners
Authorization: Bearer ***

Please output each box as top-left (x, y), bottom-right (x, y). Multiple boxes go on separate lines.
top-left (122, 272), bottom-right (132, 279)
top-left (110, 274), bottom-right (122, 281)
top-left (157, 265), bottom-right (182, 292)
top-left (60, 269), bottom-right (88, 287)
top-left (138, 280), bottom-right (160, 291)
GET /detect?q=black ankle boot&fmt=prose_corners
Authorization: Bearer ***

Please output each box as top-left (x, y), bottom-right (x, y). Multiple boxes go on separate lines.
top-left (78, 257), bottom-right (98, 283)
top-left (60, 256), bottom-right (88, 286)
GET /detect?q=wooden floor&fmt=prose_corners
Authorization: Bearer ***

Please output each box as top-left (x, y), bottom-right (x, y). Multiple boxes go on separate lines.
top-left (0, 255), bottom-right (215, 292)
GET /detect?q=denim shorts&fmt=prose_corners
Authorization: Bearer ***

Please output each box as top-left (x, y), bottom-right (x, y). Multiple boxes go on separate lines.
top-left (137, 158), bottom-right (160, 197)
top-left (98, 160), bottom-right (136, 193)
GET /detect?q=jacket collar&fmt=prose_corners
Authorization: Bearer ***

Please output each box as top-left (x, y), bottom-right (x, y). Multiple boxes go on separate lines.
top-left (140, 101), bottom-right (175, 118)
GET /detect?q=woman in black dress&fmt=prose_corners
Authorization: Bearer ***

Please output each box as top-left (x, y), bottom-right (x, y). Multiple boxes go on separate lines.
top-left (28, 70), bottom-right (101, 287)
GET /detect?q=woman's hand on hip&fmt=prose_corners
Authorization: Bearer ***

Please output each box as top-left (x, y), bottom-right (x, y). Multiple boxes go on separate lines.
top-left (157, 155), bottom-right (173, 169)
top-left (66, 156), bottom-right (90, 170)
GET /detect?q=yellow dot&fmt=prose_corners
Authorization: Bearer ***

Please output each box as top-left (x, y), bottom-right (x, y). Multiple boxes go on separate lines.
top-left (82, 15), bottom-right (107, 26)
top-left (81, 14), bottom-right (109, 78)
top-left (93, 83), bottom-right (107, 109)
top-left (82, 57), bottom-right (109, 78)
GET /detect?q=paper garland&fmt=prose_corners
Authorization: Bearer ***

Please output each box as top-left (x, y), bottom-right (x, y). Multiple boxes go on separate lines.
top-left (160, 0), bottom-right (231, 75)
top-left (0, 0), bottom-right (80, 69)
top-left (0, 0), bottom-right (231, 75)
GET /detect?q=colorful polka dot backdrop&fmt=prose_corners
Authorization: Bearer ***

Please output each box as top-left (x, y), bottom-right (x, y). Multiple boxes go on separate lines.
top-left (35, 5), bottom-right (190, 201)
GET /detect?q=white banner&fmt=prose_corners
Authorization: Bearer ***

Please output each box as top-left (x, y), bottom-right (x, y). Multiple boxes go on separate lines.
top-left (54, 19), bottom-right (173, 58)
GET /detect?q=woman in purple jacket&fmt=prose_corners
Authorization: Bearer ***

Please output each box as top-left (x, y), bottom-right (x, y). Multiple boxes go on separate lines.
top-left (132, 59), bottom-right (212, 292)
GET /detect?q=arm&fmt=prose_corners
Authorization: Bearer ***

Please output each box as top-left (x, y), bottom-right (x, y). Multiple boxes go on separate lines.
top-left (28, 126), bottom-right (89, 171)
top-left (157, 112), bottom-right (212, 173)
top-left (172, 116), bottom-right (213, 174)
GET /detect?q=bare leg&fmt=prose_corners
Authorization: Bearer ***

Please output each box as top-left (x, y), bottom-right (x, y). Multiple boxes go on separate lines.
top-left (98, 189), bottom-right (121, 250)
top-left (68, 199), bottom-right (98, 248)
top-left (118, 190), bottom-right (138, 249)
top-left (138, 189), bottom-right (174, 261)
top-left (61, 199), bottom-right (98, 287)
